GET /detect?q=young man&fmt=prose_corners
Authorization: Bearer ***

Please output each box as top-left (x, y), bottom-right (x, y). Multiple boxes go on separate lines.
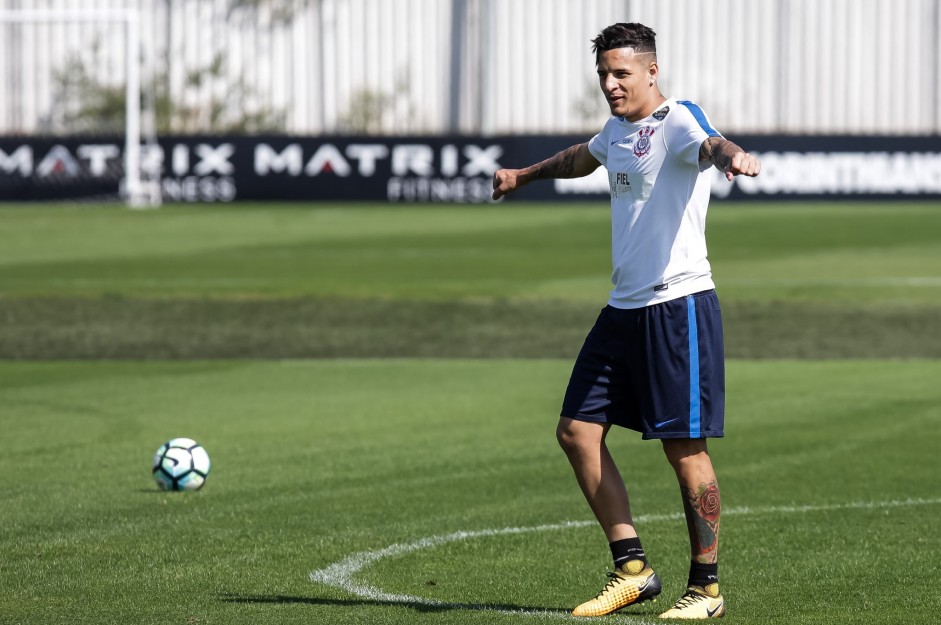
top-left (492, 23), bottom-right (760, 619)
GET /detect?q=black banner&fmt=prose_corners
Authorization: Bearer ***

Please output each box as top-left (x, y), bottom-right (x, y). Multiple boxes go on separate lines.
top-left (2, 134), bottom-right (940, 202)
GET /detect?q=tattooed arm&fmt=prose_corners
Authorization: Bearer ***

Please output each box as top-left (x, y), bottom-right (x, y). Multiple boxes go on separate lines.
top-left (699, 136), bottom-right (761, 181)
top-left (492, 143), bottom-right (600, 200)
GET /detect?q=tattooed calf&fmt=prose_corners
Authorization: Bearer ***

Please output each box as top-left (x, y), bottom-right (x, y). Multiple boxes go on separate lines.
top-left (681, 480), bottom-right (721, 563)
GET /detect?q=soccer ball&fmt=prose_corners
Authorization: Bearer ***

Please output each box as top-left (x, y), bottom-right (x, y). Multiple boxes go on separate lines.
top-left (152, 438), bottom-right (211, 491)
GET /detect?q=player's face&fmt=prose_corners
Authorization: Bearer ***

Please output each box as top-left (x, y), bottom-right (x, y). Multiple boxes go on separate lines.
top-left (597, 47), bottom-right (657, 121)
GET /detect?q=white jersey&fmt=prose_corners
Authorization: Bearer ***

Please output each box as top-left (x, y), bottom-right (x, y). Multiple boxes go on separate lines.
top-left (587, 97), bottom-right (720, 309)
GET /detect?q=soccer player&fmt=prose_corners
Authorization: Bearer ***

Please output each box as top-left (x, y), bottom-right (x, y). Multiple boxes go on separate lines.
top-left (491, 23), bottom-right (760, 619)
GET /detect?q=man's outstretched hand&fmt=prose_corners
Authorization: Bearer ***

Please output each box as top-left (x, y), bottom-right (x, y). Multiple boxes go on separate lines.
top-left (492, 143), bottom-right (599, 200)
top-left (492, 169), bottom-right (523, 201)
top-left (722, 150), bottom-right (761, 181)
top-left (701, 137), bottom-right (761, 181)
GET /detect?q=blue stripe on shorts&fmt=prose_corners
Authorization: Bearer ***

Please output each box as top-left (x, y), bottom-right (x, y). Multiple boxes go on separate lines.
top-left (687, 295), bottom-right (701, 438)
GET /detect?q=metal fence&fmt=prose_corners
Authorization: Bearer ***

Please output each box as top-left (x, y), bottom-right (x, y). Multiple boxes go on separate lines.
top-left (1, 0), bottom-right (939, 136)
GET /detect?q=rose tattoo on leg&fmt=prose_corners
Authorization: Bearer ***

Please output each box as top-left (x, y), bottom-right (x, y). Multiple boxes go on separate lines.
top-left (681, 480), bottom-right (721, 563)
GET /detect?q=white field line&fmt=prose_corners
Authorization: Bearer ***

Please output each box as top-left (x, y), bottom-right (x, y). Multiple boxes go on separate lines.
top-left (309, 497), bottom-right (941, 621)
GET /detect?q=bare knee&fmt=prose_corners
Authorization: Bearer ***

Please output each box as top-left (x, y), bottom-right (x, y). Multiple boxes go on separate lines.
top-left (556, 418), bottom-right (603, 457)
top-left (556, 420), bottom-right (580, 455)
top-left (662, 438), bottom-right (710, 471)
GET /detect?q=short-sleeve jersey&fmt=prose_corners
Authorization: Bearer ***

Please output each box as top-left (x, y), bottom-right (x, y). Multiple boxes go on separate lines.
top-left (587, 97), bottom-right (721, 309)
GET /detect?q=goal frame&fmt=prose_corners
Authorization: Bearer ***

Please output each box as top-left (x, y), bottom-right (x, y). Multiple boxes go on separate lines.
top-left (0, 8), bottom-right (156, 207)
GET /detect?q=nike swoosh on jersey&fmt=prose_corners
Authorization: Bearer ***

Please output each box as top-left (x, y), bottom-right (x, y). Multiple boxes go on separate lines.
top-left (653, 418), bottom-right (678, 429)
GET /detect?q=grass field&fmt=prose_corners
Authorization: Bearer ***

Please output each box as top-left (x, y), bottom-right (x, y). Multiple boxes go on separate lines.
top-left (1, 201), bottom-right (940, 625)
top-left (2, 202), bottom-right (940, 359)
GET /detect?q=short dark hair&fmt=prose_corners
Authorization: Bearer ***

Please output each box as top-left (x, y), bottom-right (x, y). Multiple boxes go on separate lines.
top-left (591, 23), bottom-right (657, 63)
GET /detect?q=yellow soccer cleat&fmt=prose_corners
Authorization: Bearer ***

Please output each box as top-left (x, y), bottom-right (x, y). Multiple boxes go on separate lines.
top-left (659, 583), bottom-right (725, 619)
top-left (572, 560), bottom-right (662, 617)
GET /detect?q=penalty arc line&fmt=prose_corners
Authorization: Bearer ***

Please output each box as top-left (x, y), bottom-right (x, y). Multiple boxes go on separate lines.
top-left (309, 497), bottom-right (941, 622)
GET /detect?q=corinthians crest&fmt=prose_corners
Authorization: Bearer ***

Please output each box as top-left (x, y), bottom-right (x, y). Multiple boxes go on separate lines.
top-left (633, 126), bottom-right (655, 157)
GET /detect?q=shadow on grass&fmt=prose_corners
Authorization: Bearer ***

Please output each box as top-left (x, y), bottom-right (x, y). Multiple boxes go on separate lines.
top-left (219, 592), bottom-right (571, 616)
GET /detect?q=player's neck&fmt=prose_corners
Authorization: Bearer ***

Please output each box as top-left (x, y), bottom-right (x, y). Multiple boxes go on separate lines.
top-left (625, 93), bottom-right (668, 123)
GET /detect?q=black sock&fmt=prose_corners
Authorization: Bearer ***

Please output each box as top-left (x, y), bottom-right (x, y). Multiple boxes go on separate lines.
top-left (688, 561), bottom-right (718, 587)
top-left (609, 537), bottom-right (647, 570)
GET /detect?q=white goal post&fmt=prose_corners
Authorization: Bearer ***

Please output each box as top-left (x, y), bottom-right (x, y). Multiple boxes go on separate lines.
top-left (0, 8), bottom-right (158, 207)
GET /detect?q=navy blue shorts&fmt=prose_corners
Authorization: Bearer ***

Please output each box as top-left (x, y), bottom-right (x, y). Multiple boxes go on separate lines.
top-left (560, 290), bottom-right (725, 439)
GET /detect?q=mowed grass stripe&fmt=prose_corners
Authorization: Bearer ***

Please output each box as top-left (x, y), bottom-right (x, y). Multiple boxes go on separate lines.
top-left (0, 204), bottom-right (602, 266)
top-left (2, 296), bottom-right (941, 359)
top-left (1, 359), bottom-right (939, 624)
top-left (1, 202), bottom-right (940, 302)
